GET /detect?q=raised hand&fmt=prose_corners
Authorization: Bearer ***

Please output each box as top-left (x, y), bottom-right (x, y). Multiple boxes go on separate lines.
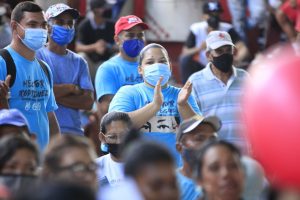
top-left (153, 76), bottom-right (164, 109)
top-left (0, 75), bottom-right (11, 108)
top-left (177, 81), bottom-right (192, 106)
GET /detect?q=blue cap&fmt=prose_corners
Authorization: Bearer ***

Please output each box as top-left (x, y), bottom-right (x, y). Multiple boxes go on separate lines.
top-left (0, 109), bottom-right (29, 127)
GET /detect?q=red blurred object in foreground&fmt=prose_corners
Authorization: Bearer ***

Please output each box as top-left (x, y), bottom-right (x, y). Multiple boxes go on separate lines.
top-left (243, 44), bottom-right (300, 189)
top-left (0, 184), bottom-right (10, 199)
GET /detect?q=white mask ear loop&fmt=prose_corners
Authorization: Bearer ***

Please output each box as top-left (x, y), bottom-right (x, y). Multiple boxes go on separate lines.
top-left (15, 22), bottom-right (25, 40)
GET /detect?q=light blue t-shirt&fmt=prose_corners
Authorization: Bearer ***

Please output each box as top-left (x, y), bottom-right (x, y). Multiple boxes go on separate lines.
top-left (176, 171), bottom-right (202, 200)
top-left (0, 46), bottom-right (57, 150)
top-left (109, 83), bottom-right (201, 166)
top-left (95, 55), bottom-right (143, 102)
top-left (36, 46), bottom-right (94, 135)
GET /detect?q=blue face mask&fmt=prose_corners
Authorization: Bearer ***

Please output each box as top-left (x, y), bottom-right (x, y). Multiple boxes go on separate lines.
top-left (18, 24), bottom-right (47, 51)
top-left (50, 25), bottom-right (75, 46)
top-left (122, 39), bottom-right (144, 58)
top-left (144, 63), bottom-right (171, 86)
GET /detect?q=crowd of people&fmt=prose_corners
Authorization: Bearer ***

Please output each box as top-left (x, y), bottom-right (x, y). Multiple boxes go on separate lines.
top-left (0, 0), bottom-right (300, 199)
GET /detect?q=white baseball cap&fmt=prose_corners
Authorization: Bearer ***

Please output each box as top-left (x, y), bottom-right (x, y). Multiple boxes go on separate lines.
top-left (45, 3), bottom-right (79, 21)
top-left (206, 30), bottom-right (235, 50)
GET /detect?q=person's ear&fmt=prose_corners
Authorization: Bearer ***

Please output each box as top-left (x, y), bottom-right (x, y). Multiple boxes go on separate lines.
top-left (169, 61), bottom-right (173, 73)
top-left (138, 66), bottom-right (143, 75)
top-left (176, 142), bottom-right (183, 153)
top-left (233, 47), bottom-right (237, 56)
top-left (47, 24), bottom-right (52, 35)
top-left (10, 21), bottom-right (17, 30)
top-left (114, 34), bottom-right (121, 46)
top-left (206, 51), bottom-right (212, 61)
top-left (11, 21), bottom-right (19, 34)
top-left (98, 132), bottom-right (106, 143)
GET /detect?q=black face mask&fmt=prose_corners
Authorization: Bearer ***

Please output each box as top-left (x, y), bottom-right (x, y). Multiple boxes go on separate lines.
top-left (181, 147), bottom-right (197, 167)
top-left (107, 143), bottom-right (121, 158)
top-left (207, 15), bottom-right (220, 30)
top-left (0, 174), bottom-right (37, 194)
top-left (212, 53), bottom-right (233, 73)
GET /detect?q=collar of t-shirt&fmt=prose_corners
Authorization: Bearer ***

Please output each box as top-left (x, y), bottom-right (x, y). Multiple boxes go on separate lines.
top-left (204, 63), bottom-right (237, 88)
top-left (204, 63), bottom-right (237, 80)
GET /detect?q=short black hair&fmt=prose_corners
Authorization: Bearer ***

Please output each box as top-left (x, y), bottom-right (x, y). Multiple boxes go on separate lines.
top-left (0, 135), bottom-right (39, 172)
top-left (43, 134), bottom-right (95, 174)
top-left (195, 139), bottom-right (241, 179)
top-left (138, 43), bottom-right (169, 65)
top-left (100, 111), bottom-right (132, 134)
top-left (11, 1), bottom-right (43, 23)
top-left (124, 140), bottom-right (174, 177)
top-left (90, 0), bottom-right (107, 9)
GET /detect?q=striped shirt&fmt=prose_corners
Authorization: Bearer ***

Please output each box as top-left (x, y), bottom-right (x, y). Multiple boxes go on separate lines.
top-left (189, 64), bottom-right (249, 151)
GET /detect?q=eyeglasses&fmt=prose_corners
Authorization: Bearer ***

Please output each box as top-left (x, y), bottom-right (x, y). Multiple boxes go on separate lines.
top-left (56, 162), bottom-right (98, 174)
top-left (102, 132), bottom-right (127, 143)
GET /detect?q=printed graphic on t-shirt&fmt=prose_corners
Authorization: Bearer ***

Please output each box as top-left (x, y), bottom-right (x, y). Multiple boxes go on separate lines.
top-left (145, 99), bottom-right (178, 116)
top-left (141, 116), bottom-right (180, 133)
top-left (125, 73), bottom-right (143, 84)
top-left (18, 76), bottom-right (49, 111)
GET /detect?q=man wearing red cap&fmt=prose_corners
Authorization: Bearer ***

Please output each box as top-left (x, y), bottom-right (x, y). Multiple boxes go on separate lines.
top-left (95, 15), bottom-right (148, 120)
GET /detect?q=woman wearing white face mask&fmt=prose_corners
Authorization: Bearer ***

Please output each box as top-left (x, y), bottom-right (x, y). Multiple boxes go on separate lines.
top-left (109, 43), bottom-right (201, 166)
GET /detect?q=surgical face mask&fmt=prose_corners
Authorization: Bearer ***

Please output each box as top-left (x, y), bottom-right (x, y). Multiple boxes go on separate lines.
top-left (50, 25), bottom-right (75, 46)
top-left (144, 63), bottom-right (171, 86)
top-left (211, 53), bottom-right (233, 73)
top-left (122, 38), bottom-right (144, 58)
top-left (18, 24), bottom-right (47, 51)
top-left (101, 143), bottom-right (108, 153)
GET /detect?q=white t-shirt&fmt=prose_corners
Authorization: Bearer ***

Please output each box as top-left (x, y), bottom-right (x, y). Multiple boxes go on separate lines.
top-left (96, 154), bottom-right (125, 187)
top-left (98, 178), bottom-right (144, 200)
